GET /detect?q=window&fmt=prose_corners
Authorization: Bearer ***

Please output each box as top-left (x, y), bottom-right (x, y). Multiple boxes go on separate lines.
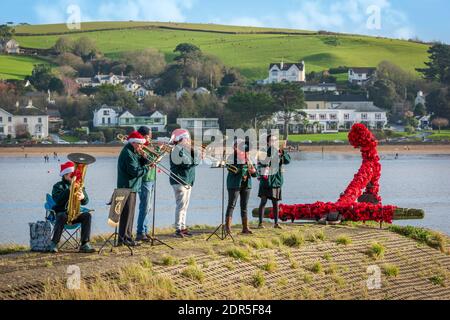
top-left (187, 120), bottom-right (195, 127)
top-left (38, 118), bottom-right (42, 123)
top-left (316, 104), bottom-right (320, 109)
top-left (344, 114), bottom-right (350, 120)
top-left (107, 118), bottom-right (111, 125)
top-left (375, 113), bottom-right (382, 120)
top-left (8, 117), bottom-right (12, 122)
top-left (24, 118), bottom-right (28, 123)
top-left (361, 113), bottom-right (368, 120)
top-left (320, 114), bottom-right (326, 120)
top-left (103, 110), bottom-right (110, 116)
top-left (0, 117), bottom-right (2, 123)
top-left (309, 114), bottom-right (316, 120)
top-left (330, 114), bottom-right (337, 120)
top-left (0, 127), bottom-right (3, 133)
top-left (102, 118), bottom-right (105, 124)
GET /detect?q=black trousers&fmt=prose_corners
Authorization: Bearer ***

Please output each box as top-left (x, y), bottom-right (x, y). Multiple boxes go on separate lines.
top-left (259, 197), bottom-right (279, 224)
top-left (226, 186), bottom-right (251, 219)
top-left (52, 211), bottom-right (92, 245)
top-left (119, 192), bottom-right (136, 242)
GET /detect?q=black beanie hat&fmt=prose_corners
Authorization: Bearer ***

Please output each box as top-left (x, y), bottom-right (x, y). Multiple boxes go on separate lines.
top-left (138, 126), bottom-right (151, 136)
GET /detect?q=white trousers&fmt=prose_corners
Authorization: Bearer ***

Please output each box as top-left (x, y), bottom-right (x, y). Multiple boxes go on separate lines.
top-left (172, 184), bottom-right (192, 231)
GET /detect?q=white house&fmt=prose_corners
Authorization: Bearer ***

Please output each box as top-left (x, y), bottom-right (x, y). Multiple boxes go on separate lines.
top-left (117, 110), bottom-right (167, 133)
top-left (177, 118), bottom-right (220, 134)
top-left (0, 39), bottom-right (20, 54)
top-left (348, 67), bottom-right (377, 86)
top-left (123, 80), bottom-right (140, 93)
top-left (415, 91), bottom-right (426, 107)
top-left (93, 105), bottom-right (121, 127)
top-left (0, 102), bottom-right (49, 139)
top-left (264, 61), bottom-right (306, 84)
top-left (93, 106), bottom-right (167, 132)
top-left (302, 83), bottom-right (337, 93)
top-left (271, 94), bottom-right (387, 134)
top-left (76, 74), bottom-right (128, 88)
top-left (176, 87), bottom-right (211, 100)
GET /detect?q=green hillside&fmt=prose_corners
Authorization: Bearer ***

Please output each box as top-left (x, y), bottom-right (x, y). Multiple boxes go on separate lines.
top-left (0, 55), bottom-right (48, 80)
top-left (8, 21), bottom-right (430, 80)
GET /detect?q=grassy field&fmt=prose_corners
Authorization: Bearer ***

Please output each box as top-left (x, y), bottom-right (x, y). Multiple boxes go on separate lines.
top-left (289, 132), bottom-right (350, 142)
top-left (0, 54), bottom-right (47, 80)
top-left (11, 21), bottom-right (429, 80)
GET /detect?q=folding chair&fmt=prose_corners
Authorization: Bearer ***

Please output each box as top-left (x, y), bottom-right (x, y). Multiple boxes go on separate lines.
top-left (45, 194), bottom-right (89, 250)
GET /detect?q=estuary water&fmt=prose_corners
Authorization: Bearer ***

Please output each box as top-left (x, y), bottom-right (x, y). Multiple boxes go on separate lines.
top-left (0, 153), bottom-right (449, 244)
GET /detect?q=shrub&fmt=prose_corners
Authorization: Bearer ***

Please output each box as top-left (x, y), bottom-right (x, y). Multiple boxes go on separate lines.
top-left (369, 242), bottom-right (386, 260)
top-left (336, 235), bottom-right (352, 246)
top-left (251, 271), bottom-right (265, 288)
top-left (281, 233), bottom-right (305, 248)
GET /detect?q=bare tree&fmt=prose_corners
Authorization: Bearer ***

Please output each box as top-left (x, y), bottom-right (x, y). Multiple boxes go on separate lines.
top-left (432, 117), bottom-right (449, 133)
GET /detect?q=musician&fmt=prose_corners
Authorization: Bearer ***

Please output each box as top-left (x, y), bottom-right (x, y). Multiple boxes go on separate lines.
top-left (169, 129), bottom-right (200, 238)
top-left (117, 131), bottom-right (151, 247)
top-left (225, 140), bottom-right (258, 235)
top-left (135, 126), bottom-right (157, 242)
top-left (48, 161), bottom-right (95, 254)
top-left (257, 134), bottom-right (291, 229)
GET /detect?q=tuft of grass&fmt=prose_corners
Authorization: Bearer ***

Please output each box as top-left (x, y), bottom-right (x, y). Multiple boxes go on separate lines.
top-left (303, 273), bottom-right (313, 284)
top-left (140, 257), bottom-right (153, 270)
top-left (225, 246), bottom-right (251, 261)
top-left (161, 255), bottom-right (179, 266)
top-left (281, 233), bottom-right (305, 248)
top-left (45, 261), bottom-right (53, 268)
top-left (336, 235), bottom-right (352, 246)
top-left (187, 256), bottom-right (197, 266)
top-left (277, 277), bottom-right (289, 287)
top-left (368, 242), bottom-right (386, 260)
top-left (382, 264), bottom-right (399, 277)
top-left (224, 262), bottom-right (236, 271)
top-left (310, 261), bottom-right (323, 274)
top-left (429, 275), bottom-right (446, 286)
top-left (0, 244), bottom-right (29, 255)
top-left (389, 225), bottom-right (447, 253)
top-left (325, 263), bottom-right (338, 275)
top-left (260, 259), bottom-right (278, 273)
top-left (251, 271), bottom-right (265, 288)
top-left (181, 265), bottom-right (205, 283)
top-left (323, 253), bottom-right (332, 261)
top-left (332, 274), bottom-right (346, 287)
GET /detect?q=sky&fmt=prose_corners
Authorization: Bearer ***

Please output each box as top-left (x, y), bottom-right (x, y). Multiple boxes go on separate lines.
top-left (1, 0), bottom-right (449, 43)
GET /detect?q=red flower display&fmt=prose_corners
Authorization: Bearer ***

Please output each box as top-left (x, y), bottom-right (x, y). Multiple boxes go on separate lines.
top-left (277, 124), bottom-right (397, 223)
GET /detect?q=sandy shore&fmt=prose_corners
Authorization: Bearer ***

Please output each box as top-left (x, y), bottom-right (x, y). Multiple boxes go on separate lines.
top-left (1, 144), bottom-right (450, 158)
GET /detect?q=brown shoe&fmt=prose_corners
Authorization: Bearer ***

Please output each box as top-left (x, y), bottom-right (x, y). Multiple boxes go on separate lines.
top-left (274, 224), bottom-right (283, 229)
top-left (225, 216), bottom-right (232, 235)
top-left (241, 217), bottom-right (253, 234)
top-left (257, 223), bottom-right (265, 229)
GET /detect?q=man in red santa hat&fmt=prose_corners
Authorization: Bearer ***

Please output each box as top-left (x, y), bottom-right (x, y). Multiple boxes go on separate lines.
top-left (117, 131), bottom-right (151, 247)
top-left (48, 161), bottom-right (95, 253)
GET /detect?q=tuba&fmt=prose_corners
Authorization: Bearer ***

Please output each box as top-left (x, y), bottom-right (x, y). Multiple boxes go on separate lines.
top-left (67, 153), bottom-right (96, 224)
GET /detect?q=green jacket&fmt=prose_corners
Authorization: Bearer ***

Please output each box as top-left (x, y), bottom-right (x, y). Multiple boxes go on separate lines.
top-left (169, 145), bottom-right (200, 186)
top-left (117, 143), bottom-right (150, 192)
top-left (258, 147), bottom-right (291, 189)
top-left (52, 178), bottom-right (89, 213)
top-left (226, 155), bottom-right (257, 190)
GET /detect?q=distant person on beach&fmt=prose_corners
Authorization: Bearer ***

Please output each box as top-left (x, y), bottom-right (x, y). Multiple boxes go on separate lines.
top-left (257, 134), bottom-right (291, 229)
top-left (47, 161), bottom-right (95, 254)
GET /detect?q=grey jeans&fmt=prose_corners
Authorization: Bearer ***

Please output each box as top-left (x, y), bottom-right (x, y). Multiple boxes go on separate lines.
top-left (172, 184), bottom-right (192, 231)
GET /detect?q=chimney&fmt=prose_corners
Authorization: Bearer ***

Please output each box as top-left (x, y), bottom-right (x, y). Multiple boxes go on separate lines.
top-left (28, 99), bottom-right (33, 108)
top-left (15, 101), bottom-right (19, 111)
top-left (280, 58), bottom-right (284, 70)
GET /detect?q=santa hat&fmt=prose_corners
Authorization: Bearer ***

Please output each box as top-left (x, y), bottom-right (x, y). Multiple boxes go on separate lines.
top-left (170, 129), bottom-right (191, 144)
top-left (127, 131), bottom-right (146, 144)
top-left (60, 161), bottom-right (75, 177)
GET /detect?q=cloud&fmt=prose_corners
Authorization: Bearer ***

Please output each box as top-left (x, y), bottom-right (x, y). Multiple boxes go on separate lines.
top-left (34, 0), bottom-right (194, 24)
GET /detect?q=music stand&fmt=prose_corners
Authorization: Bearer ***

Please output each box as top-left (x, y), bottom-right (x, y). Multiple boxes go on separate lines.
top-left (148, 173), bottom-right (174, 249)
top-left (99, 189), bottom-right (134, 255)
top-left (207, 160), bottom-right (234, 242)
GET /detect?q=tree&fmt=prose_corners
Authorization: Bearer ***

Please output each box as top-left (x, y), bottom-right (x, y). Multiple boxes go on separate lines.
top-left (93, 84), bottom-right (138, 112)
top-left (426, 88), bottom-right (450, 120)
top-left (53, 37), bottom-right (75, 54)
top-left (27, 64), bottom-right (53, 92)
top-left (122, 48), bottom-right (166, 78)
top-left (73, 37), bottom-right (98, 61)
top-left (416, 43), bottom-right (450, 85)
top-left (270, 83), bottom-right (306, 140)
top-left (432, 117), bottom-right (449, 133)
top-left (156, 64), bottom-right (184, 95)
top-left (368, 79), bottom-right (398, 110)
top-left (174, 43), bottom-right (201, 67)
top-left (0, 24), bottom-right (14, 40)
top-left (225, 91), bottom-right (275, 129)
top-left (414, 103), bottom-right (426, 117)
